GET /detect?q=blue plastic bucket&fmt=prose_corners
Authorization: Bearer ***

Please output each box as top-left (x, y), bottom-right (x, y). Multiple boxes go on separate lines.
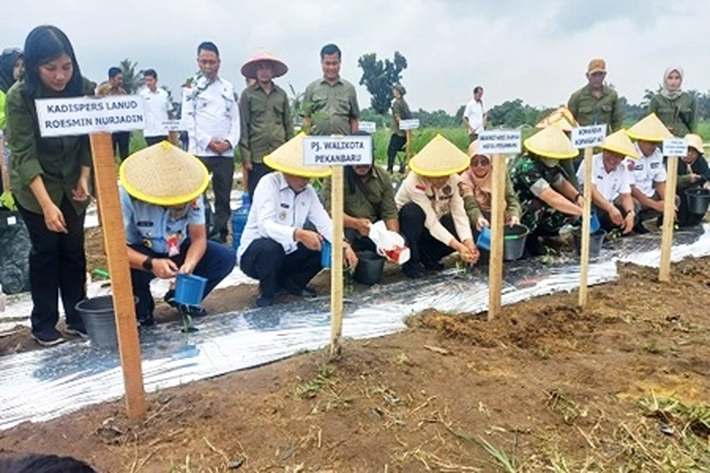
top-left (321, 240), bottom-right (332, 268)
top-left (590, 212), bottom-right (600, 233)
top-left (175, 273), bottom-right (207, 306)
top-left (476, 227), bottom-right (491, 251)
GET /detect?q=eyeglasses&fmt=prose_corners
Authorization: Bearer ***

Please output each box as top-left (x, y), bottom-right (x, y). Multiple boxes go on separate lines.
top-left (471, 157), bottom-right (490, 167)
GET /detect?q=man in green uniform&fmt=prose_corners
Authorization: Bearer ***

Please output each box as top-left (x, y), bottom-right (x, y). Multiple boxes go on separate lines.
top-left (322, 159), bottom-right (399, 252)
top-left (510, 126), bottom-right (584, 255)
top-left (566, 58), bottom-right (624, 189)
top-left (239, 52), bottom-right (294, 198)
top-left (387, 84), bottom-right (412, 173)
top-left (302, 43), bottom-right (359, 136)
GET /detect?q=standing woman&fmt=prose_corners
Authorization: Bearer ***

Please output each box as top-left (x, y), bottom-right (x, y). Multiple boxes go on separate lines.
top-left (648, 67), bottom-right (697, 137)
top-left (386, 84), bottom-right (412, 174)
top-left (6, 25), bottom-right (93, 346)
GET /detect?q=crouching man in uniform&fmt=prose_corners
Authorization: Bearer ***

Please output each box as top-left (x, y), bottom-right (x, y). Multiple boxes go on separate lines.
top-left (120, 142), bottom-right (236, 326)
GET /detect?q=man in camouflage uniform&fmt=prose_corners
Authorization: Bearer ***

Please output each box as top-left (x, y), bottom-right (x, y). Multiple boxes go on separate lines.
top-left (510, 127), bottom-right (584, 255)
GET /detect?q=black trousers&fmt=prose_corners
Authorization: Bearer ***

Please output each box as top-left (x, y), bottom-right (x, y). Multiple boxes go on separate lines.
top-left (594, 197), bottom-right (640, 232)
top-left (240, 238), bottom-right (322, 299)
top-left (129, 240), bottom-right (235, 320)
top-left (386, 134), bottom-right (407, 171)
top-left (112, 131), bottom-right (131, 161)
top-left (16, 196), bottom-right (87, 337)
top-left (145, 135), bottom-right (169, 147)
top-left (199, 156), bottom-right (235, 239)
top-left (399, 202), bottom-right (458, 265)
top-left (247, 162), bottom-right (275, 199)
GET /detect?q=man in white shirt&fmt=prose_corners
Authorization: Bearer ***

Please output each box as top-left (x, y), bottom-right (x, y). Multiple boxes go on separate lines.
top-left (237, 135), bottom-right (357, 308)
top-left (181, 41), bottom-right (241, 244)
top-left (463, 86), bottom-right (486, 142)
top-left (139, 69), bottom-right (173, 146)
top-left (576, 130), bottom-right (637, 234)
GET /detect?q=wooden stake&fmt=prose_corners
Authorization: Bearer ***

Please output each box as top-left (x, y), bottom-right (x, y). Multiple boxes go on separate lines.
top-left (659, 155), bottom-right (678, 282)
top-left (487, 154), bottom-right (506, 320)
top-left (405, 129), bottom-right (413, 163)
top-left (578, 147), bottom-right (594, 307)
top-left (89, 133), bottom-right (146, 419)
top-left (329, 166), bottom-right (344, 357)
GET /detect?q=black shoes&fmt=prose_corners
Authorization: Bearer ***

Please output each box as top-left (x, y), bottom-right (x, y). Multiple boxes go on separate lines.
top-left (32, 329), bottom-right (65, 347)
top-left (402, 261), bottom-right (425, 279)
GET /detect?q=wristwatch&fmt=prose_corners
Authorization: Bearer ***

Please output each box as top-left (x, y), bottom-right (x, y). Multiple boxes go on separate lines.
top-left (142, 256), bottom-right (154, 271)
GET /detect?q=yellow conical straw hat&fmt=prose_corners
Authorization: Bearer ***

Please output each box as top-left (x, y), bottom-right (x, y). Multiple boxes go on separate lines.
top-left (523, 126), bottom-right (578, 159)
top-left (535, 106), bottom-right (578, 132)
top-left (409, 134), bottom-right (470, 177)
top-left (600, 129), bottom-right (639, 159)
top-left (120, 141), bottom-right (209, 206)
top-left (626, 113), bottom-right (673, 142)
top-left (685, 134), bottom-right (705, 155)
top-left (264, 133), bottom-right (332, 178)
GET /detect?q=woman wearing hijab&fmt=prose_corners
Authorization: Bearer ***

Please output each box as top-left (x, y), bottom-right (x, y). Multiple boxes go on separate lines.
top-left (676, 134), bottom-right (710, 227)
top-left (0, 47), bottom-right (24, 193)
top-left (459, 139), bottom-right (521, 236)
top-left (5, 26), bottom-right (94, 346)
top-left (648, 67), bottom-right (697, 137)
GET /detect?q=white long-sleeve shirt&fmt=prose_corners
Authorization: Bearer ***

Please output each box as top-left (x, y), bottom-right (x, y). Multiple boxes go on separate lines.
top-left (237, 172), bottom-right (334, 264)
top-left (181, 75), bottom-right (240, 157)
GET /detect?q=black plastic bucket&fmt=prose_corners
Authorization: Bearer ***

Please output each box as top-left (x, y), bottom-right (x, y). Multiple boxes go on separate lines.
top-left (685, 188), bottom-right (710, 215)
top-left (75, 295), bottom-right (127, 348)
top-left (573, 229), bottom-right (607, 258)
top-left (353, 250), bottom-right (385, 286)
top-left (503, 224), bottom-right (529, 261)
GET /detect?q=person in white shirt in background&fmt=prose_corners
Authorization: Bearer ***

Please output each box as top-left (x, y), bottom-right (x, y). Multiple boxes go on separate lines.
top-left (181, 41), bottom-right (240, 244)
top-left (576, 129), bottom-right (638, 234)
top-left (237, 135), bottom-right (357, 308)
top-left (139, 69), bottom-right (173, 146)
top-left (623, 113), bottom-right (675, 234)
top-left (463, 86), bottom-right (486, 143)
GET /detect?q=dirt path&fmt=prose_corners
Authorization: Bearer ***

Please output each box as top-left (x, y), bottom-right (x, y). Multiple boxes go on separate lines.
top-left (1, 258), bottom-right (709, 472)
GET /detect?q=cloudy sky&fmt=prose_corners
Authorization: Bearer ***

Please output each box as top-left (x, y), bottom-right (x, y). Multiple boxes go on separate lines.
top-left (2, 0), bottom-right (708, 114)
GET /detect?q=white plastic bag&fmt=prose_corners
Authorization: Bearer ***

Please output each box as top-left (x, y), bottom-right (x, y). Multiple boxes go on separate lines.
top-left (368, 221), bottom-right (410, 265)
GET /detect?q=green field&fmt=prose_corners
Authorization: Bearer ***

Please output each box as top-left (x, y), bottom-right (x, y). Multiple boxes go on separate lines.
top-left (128, 121), bottom-right (710, 166)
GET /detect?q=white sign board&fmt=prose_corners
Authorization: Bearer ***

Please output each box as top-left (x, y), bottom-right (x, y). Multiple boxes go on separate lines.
top-left (663, 138), bottom-right (688, 157)
top-left (478, 130), bottom-right (522, 155)
top-left (399, 119), bottom-right (420, 131)
top-left (303, 136), bottom-right (373, 166)
top-left (571, 124), bottom-right (606, 149)
top-left (358, 121), bottom-right (377, 133)
top-left (36, 95), bottom-right (145, 137)
top-left (161, 120), bottom-right (184, 132)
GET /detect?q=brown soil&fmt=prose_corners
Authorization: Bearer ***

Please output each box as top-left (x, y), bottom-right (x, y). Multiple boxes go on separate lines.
top-left (1, 228), bottom-right (710, 471)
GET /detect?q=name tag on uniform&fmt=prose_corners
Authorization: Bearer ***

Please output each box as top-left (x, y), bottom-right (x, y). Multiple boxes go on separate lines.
top-left (280, 203), bottom-right (290, 209)
top-left (137, 220), bottom-right (153, 227)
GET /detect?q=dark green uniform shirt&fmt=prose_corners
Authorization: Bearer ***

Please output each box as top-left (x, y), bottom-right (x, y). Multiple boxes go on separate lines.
top-left (391, 97), bottom-right (411, 137)
top-left (6, 80), bottom-right (93, 215)
top-left (238, 82), bottom-right (294, 164)
top-left (648, 92), bottom-right (697, 137)
top-left (568, 84), bottom-right (623, 132)
top-left (322, 165), bottom-right (397, 223)
top-left (302, 78), bottom-right (359, 136)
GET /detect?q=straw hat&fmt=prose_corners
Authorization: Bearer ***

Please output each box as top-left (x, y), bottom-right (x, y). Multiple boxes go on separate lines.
top-left (685, 134), bottom-right (705, 155)
top-left (120, 141), bottom-right (209, 206)
top-left (467, 139), bottom-right (490, 158)
top-left (409, 134), bottom-right (469, 177)
top-left (264, 133), bottom-right (332, 178)
top-left (600, 129), bottom-right (639, 159)
top-left (535, 106), bottom-right (578, 132)
top-left (626, 113), bottom-right (673, 142)
top-left (523, 126), bottom-right (578, 159)
top-left (240, 51), bottom-right (288, 79)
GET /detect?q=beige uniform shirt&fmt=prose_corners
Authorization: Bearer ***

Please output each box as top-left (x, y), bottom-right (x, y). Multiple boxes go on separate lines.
top-left (395, 172), bottom-right (472, 245)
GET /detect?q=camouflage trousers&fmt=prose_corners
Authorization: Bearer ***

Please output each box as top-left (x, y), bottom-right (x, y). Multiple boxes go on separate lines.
top-left (520, 199), bottom-right (575, 236)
